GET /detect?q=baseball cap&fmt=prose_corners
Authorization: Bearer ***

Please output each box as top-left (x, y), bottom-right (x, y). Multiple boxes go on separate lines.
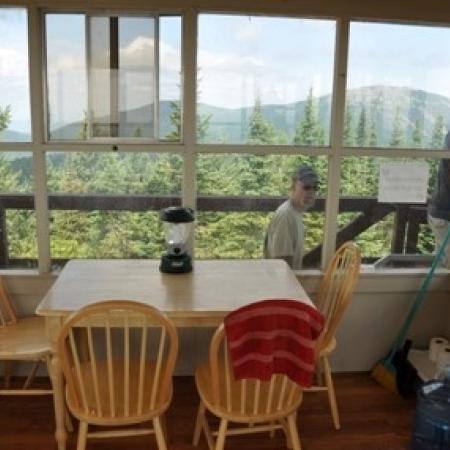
top-left (292, 166), bottom-right (319, 185)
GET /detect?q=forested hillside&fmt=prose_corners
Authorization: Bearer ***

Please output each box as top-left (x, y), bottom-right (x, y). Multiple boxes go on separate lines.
top-left (0, 85), bottom-right (444, 267)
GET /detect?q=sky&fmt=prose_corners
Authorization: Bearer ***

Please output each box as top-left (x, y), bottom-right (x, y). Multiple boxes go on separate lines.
top-left (2, 9), bottom-right (450, 133)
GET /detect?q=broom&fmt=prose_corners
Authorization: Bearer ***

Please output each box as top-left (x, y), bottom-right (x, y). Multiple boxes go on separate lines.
top-left (371, 224), bottom-right (450, 394)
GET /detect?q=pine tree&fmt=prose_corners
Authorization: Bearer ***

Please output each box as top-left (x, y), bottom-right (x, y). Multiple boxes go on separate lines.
top-left (368, 117), bottom-right (377, 147)
top-left (412, 119), bottom-right (423, 148)
top-left (343, 105), bottom-right (354, 146)
top-left (165, 101), bottom-right (211, 142)
top-left (247, 97), bottom-right (277, 144)
top-left (431, 114), bottom-right (445, 149)
top-left (356, 106), bottom-right (367, 147)
top-left (0, 105), bottom-right (11, 134)
top-left (294, 87), bottom-right (322, 146)
top-left (389, 107), bottom-right (404, 147)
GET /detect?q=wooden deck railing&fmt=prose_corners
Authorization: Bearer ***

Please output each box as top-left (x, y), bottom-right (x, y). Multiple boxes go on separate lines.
top-left (0, 193), bottom-right (428, 267)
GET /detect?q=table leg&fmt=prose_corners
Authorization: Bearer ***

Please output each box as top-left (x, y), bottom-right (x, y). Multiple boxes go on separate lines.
top-left (50, 353), bottom-right (67, 450)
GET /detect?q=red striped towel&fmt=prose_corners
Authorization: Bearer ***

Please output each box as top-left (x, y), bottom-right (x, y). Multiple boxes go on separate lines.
top-left (224, 299), bottom-right (325, 387)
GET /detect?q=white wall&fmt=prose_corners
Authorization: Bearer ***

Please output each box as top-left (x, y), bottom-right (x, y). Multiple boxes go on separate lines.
top-left (2, 268), bottom-right (450, 374)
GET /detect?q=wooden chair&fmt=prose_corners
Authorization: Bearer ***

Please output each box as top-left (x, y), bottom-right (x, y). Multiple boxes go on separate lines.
top-left (0, 275), bottom-right (53, 395)
top-left (57, 300), bottom-right (178, 450)
top-left (306, 241), bottom-right (361, 430)
top-left (193, 323), bottom-right (303, 450)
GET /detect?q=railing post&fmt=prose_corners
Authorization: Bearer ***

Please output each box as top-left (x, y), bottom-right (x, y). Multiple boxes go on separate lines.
top-left (391, 206), bottom-right (408, 254)
top-left (0, 207), bottom-right (8, 267)
top-left (406, 216), bottom-right (420, 253)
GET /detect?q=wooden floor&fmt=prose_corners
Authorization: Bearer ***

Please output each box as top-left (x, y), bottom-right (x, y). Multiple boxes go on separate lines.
top-left (0, 373), bottom-right (416, 450)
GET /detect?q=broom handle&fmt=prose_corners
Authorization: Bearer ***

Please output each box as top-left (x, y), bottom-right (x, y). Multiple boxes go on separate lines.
top-left (387, 222), bottom-right (450, 363)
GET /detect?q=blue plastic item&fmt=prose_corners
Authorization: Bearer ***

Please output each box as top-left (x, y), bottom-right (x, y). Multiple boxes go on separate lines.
top-left (411, 380), bottom-right (450, 450)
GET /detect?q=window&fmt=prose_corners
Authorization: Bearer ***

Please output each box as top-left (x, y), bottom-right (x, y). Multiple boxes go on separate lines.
top-left (346, 21), bottom-right (450, 149)
top-left (339, 157), bottom-right (435, 263)
top-left (0, 8), bottom-right (31, 142)
top-left (45, 13), bottom-right (182, 141)
top-left (196, 154), bottom-right (327, 267)
top-left (197, 14), bottom-right (336, 145)
top-left (0, 152), bottom-right (36, 268)
top-left (46, 151), bottom-right (182, 266)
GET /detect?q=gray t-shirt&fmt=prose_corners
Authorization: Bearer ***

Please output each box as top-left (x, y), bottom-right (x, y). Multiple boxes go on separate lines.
top-left (264, 199), bottom-right (304, 270)
top-left (429, 159), bottom-right (450, 221)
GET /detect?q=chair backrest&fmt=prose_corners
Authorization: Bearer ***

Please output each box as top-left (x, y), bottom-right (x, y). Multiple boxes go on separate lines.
top-left (58, 300), bottom-right (178, 422)
top-left (315, 242), bottom-right (361, 350)
top-left (0, 276), bottom-right (18, 326)
top-left (208, 324), bottom-right (302, 421)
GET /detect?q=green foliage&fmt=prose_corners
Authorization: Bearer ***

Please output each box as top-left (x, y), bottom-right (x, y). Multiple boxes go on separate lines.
top-left (389, 107), bottom-right (404, 147)
top-left (293, 87), bottom-right (325, 146)
top-left (343, 105), bottom-right (355, 146)
top-left (247, 97), bottom-right (277, 144)
top-left (412, 119), bottom-right (423, 148)
top-left (1, 93), bottom-right (447, 266)
top-left (165, 101), bottom-right (211, 142)
top-left (431, 114), bottom-right (445, 148)
top-left (0, 105), bottom-right (11, 135)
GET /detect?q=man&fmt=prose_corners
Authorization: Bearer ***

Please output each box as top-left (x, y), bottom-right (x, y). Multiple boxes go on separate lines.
top-left (428, 131), bottom-right (450, 268)
top-left (264, 165), bottom-right (319, 270)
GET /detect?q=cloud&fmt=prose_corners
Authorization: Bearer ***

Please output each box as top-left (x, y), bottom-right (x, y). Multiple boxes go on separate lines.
top-left (198, 48), bottom-right (265, 73)
top-left (120, 37), bottom-right (180, 72)
top-left (235, 22), bottom-right (261, 42)
top-left (0, 47), bottom-right (28, 77)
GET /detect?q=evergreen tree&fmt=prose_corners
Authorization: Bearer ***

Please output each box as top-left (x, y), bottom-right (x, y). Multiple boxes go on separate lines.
top-left (431, 114), bottom-right (445, 149)
top-left (412, 119), bottom-right (423, 148)
top-left (343, 105), bottom-right (354, 146)
top-left (389, 107), bottom-right (404, 147)
top-left (356, 106), bottom-right (367, 147)
top-left (247, 97), bottom-right (277, 144)
top-left (294, 87), bottom-right (323, 146)
top-left (0, 105), bottom-right (11, 134)
top-left (368, 96), bottom-right (381, 147)
top-left (165, 101), bottom-right (211, 142)
top-left (166, 101), bottom-right (182, 141)
top-left (368, 118), bottom-right (377, 147)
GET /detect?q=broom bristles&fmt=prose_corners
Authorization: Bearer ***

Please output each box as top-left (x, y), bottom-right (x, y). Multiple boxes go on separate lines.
top-left (371, 362), bottom-right (398, 394)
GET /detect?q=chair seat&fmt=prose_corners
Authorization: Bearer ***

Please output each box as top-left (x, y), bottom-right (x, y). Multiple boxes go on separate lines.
top-left (0, 316), bottom-right (51, 360)
top-left (195, 361), bottom-right (302, 423)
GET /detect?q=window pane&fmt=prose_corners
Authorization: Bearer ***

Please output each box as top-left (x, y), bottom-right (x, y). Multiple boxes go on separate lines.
top-left (46, 14), bottom-right (87, 140)
top-left (346, 22), bottom-right (450, 149)
top-left (45, 13), bottom-right (182, 142)
top-left (197, 14), bottom-right (335, 145)
top-left (0, 8), bottom-right (31, 142)
top-left (196, 154), bottom-right (327, 267)
top-left (47, 152), bottom-right (182, 265)
top-left (0, 152), bottom-right (37, 268)
top-left (119, 17), bottom-right (155, 138)
top-left (339, 157), bottom-right (435, 264)
top-left (160, 16), bottom-right (182, 141)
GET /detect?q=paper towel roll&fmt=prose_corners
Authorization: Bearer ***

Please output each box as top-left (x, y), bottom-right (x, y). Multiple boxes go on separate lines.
top-left (429, 337), bottom-right (449, 363)
top-left (436, 344), bottom-right (450, 376)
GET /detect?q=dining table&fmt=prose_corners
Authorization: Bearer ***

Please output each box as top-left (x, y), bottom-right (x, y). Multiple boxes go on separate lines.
top-left (36, 258), bottom-right (312, 450)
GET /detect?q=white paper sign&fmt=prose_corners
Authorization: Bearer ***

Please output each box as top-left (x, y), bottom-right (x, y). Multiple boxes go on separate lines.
top-left (378, 162), bottom-right (429, 203)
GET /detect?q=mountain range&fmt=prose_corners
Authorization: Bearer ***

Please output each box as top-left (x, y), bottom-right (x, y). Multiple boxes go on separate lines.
top-left (2, 85), bottom-right (450, 145)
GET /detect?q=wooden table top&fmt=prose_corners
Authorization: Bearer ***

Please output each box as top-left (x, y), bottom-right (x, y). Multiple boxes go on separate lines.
top-left (36, 259), bottom-right (311, 326)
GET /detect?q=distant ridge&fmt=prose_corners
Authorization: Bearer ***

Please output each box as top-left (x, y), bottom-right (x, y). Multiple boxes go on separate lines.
top-left (2, 85), bottom-right (450, 145)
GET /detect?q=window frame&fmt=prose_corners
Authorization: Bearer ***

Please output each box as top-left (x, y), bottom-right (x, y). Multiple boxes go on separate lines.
top-left (1, 3), bottom-right (450, 273)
